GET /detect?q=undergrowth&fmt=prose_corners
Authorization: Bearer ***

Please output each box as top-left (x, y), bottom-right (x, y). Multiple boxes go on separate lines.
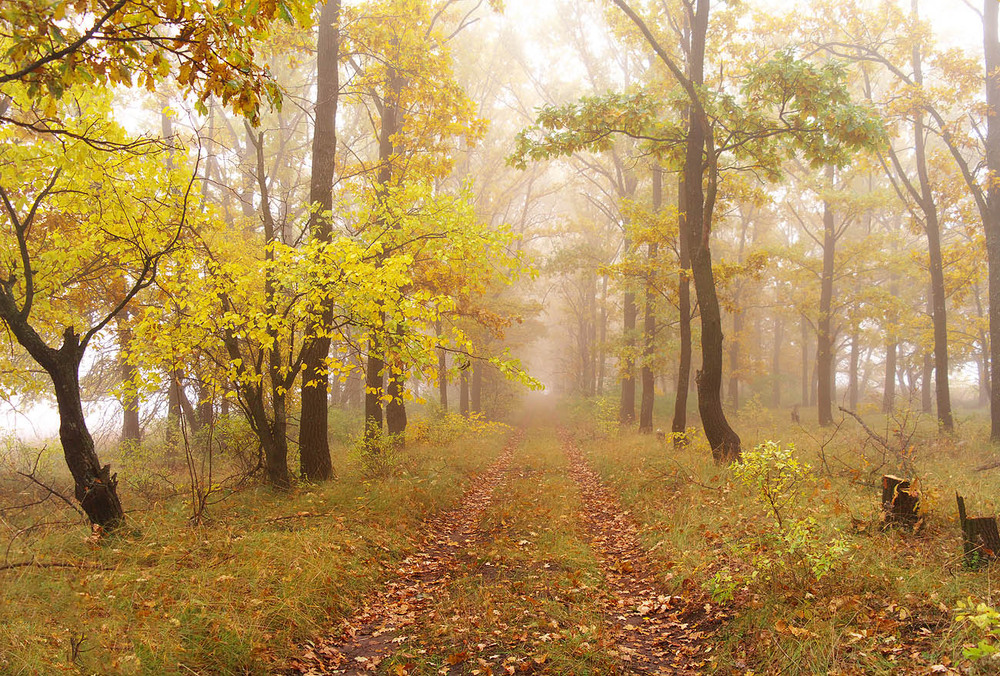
top-left (0, 418), bottom-right (509, 675)
top-left (576, 401), bottom-right (1000, 674)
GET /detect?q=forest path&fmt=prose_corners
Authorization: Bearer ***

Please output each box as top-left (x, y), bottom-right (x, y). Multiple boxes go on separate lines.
top-left (560, 428), bottom-right (725, 674)
top-left (290, 422), bottom-right (721, 675)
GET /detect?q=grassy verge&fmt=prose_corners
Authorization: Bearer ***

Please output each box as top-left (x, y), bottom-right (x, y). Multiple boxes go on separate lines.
top-left (0, 427), bottom-right (508, 675)
top-left (574, 398), bottom-right (1000, 674)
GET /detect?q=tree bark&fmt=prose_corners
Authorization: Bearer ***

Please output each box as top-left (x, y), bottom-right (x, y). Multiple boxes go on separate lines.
top-left (620, 264), bottom-right (637, 425)
top-left (471, 360), bottom-right (483, 413)
top-left (848, 326), bottom-right (859, 411)
top-left (385, 365), bottom-right (406, 445)
top-left (908, 11), bottom-right (953, 429)
top-left (460, 369), bottom-right (470, 418)
top-left (436, 320), bottom-right (448, 412)
top-left (672, 176), bottom-right (692, 443)
top-left (685, 0), bottom-right (740, 462)
top-left (639, 163), bottom-right (661, 434)
top-left (817, 165), bottom-right (836, 427)
top-left (772, 315), bottom-right (784, 409)
top-left (118, 320), bottom-right (141, 444)
top-left (364, 61), bottom-right (400, 450)
top-left (985, 0), bottom-right (1000, 441)
top-left (299, 0), bottom-right (341, 480)
top-left (801, 315), bottom-right (810, 406)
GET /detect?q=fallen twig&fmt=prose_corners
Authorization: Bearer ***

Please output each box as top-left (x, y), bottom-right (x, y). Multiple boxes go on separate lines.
top-left (0, 560), bottom-right (112, 572)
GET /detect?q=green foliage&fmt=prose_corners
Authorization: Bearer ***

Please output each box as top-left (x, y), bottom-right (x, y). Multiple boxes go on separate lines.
top-left (409, 410), bottom-right (510, 447)
top-left (734, 440), bottom-right (812, 529)
top-left (955, 598), bottom-right (1000, 660)
top-left (734, 441), bottom-right (847, 586)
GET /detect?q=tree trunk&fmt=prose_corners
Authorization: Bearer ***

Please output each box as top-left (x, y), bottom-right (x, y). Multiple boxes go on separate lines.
top-left (365, 334), bottom-right (385, 444)
top-left (364, 60), bottom-right (400, 451)
top-left (985, 0), bottom-right (1000, 441)
top-left (685, 0), bottom-right (740, 462)
top-left (52, 347), bottom-right (125, 528)
top-left (848, 326), bottom-right (859, 411)
top-left (460, 369), bottom-right (470, 418)
top-left (908, 15), bottom-right (953, 429)
top-left (620, 272), bottom-right (637, 425)
top-left (118, 320), bottom-right (141, 444)
top-left (772, 316), bottom-right (784, 409)
top-left (597, 273), bottom-right (608, 396)
top-left (884, 338), bottom-right (897, 413)
top-left (386, 366), bottom-right (407, 446)
top-left (672, 176), bottom-right (692, 443)
top-left (639, 164), bottom-right (662, 434)
top-left (299, 0), bottom-right (341, 480)
top-left (471, 360), bottom-right (483, 413)
top-left (801, 315), bottom-right (810, 406)
top-left (817, 165), bottom-right (836, 427)
top-left (436, 320), bottom-right (448, 412)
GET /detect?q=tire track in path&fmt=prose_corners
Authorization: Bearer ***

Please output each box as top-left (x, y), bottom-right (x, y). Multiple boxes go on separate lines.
top-left (560, 428), bottom-right (725, 674)
top-left (290, 429), bottom-right (523, 675)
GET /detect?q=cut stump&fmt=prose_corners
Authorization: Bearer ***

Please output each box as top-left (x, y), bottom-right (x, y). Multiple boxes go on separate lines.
top-left (957, 493), bottom-right (1000, 566)
top-left (881, 475), bottom-right (920, 529)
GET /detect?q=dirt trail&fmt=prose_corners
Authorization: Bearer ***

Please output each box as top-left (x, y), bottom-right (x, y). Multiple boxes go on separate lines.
top-left (560, 429), bottom-right (725, 674)
top-left (290, 429), bottom-right (523, 675)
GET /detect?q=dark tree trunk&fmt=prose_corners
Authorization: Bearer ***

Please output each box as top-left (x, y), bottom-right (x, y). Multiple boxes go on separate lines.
top-left (884, 338), bottom-right (897, 413)
top-left (386, 366), bottom-right (406, 445)
top-left (672, 177), bottom-right (692, 443)
top-left (728, 308), bottom-right (741, 412)
top-left (299, 0), bottom-right (341, 480)
top-left (848, 326), bottom-right (859, 411)
top-left (364, 61), bottom-right (400, 450)
top-left (976, 285), bottom-right (991, 407)
top-left (365, 334), bottom-right (385, 443)
top-left (985, 0), bottom-right (1000, 441)
top-left (817, 165), bottom-right (836, 427)
top-left (436, 320), bottom-right (448, 411)
top-left (0, 292), bottom-right (127, 527)
top-left (460, 369), bottom-right (470, 418)
top-left (118, 320), bottom-right (141, 444)
top-left (471, 360), bottom-right (483, 413)
top-left (639, 164), bottom-right (662, 434)
top-left (907, 16), bottom-right (953, 429)
top-left (922, 348), bottom-right (933, 414)
top-left (597, 274), bottom-right (608, 396)
top-left (801, 315), bottom-right (810, 406)
top-left (620, 271), bottom-right (637, 425)
top-left (685, 0), bottom-right (740, 462)
top-left (772, 316), bottom-right (784, 409)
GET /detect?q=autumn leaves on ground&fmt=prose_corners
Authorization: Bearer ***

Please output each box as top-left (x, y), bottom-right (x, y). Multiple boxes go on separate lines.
top-left (5, 397), bottom-right (1000, 675)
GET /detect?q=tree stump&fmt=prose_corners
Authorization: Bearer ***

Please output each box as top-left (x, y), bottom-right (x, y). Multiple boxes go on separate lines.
top-left (957, 494), bottom-right (1000, 567)
top-left (881, 475), bottom-right (920, 529)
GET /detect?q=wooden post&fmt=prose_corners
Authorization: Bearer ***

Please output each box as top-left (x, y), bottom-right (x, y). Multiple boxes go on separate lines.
top-left (881, 475), bottom-right (920, 529)
top-left (957, 493), bottom-right (1000, 566)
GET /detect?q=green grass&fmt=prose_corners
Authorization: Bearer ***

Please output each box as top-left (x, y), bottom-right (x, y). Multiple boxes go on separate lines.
top-left (572, 397), bottom-right (1000, 674)
top-left (0, 427), bottom-right (509, 675)
top-left (379, 425), bottom-right (620, 675)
